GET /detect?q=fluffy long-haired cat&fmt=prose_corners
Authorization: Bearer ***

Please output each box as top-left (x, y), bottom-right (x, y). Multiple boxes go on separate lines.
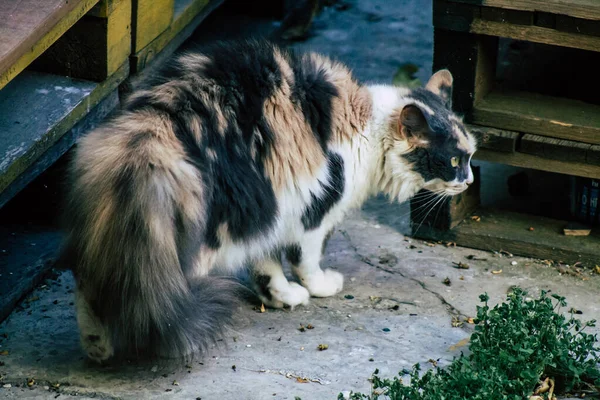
top-left (62, 40), bottom-right (476, 363)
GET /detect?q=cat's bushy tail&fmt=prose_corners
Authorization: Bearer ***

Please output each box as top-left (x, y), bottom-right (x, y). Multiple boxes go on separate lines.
top-left (61, 116), bottom-right (239, 360)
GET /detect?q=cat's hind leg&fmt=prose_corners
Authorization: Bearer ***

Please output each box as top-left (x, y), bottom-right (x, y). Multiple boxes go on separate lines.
top-left (289, 228), bottom-right (343, 297)
top-left (75, 289), bottom-right (114, 363)
top-left (251, 257), bottom-right (310, 309)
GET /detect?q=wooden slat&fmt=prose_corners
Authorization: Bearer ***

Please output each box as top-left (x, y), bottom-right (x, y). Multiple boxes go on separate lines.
top-left (467, 124), bottom-right (519, 152)
top-left (0, 64), bottom-right (128, 197)
top-left (447, 0), bottom-right (600, 22)
top-left (131, 0), bottom-right (223, 72)
top-left (474, 148), bottom-right (600, 179)
top-left (472, 90), bottom-right (600, 145)
top-left (133, 0), bottom-right (175, 53)
top-left (470, 19), bottom-right (600, 52)
top-left (0, 0), bottom-right (100, 90)
top-left (520, 134), bottom-right (594, 164)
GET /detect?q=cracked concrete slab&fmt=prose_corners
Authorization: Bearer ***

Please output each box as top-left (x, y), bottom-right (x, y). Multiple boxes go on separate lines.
top-left (0, 211), bottom-right (598, 399)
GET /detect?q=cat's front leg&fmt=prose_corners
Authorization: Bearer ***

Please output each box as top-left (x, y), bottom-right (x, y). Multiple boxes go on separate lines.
top-left (251, 257), bottom-right (310, 309)
top-left (289, 228), bottom-right (344, 297)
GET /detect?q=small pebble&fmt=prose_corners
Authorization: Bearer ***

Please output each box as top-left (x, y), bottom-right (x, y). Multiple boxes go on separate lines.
top-left (246, 344), bottom-right (251, 348)
top-left (344, 295), bottom-right (354, 300)
top-left (2, 384), bottom-right (11, 388)
top-left (151, 365), bottom-right (158, 373)
top-left (382, 328), bottom-right (390, 332)
top-left (511, 261), bottom-right (518, 266)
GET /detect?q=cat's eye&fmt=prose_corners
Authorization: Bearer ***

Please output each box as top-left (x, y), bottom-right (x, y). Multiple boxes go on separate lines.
top-left (450, 156), bottom-right (459, 167)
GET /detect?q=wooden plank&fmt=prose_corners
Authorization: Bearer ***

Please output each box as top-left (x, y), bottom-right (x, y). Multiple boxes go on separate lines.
top-left (467, 124), bottom-right (519, 153)
top-left (30, 0), bottom-right (131, 82)
top-left (474, 148), bottom-right (600, 179)
top-left (446, 0), bottom-right (600, 22)
top-left (432, 28), bottom-right (497, 114)
top-left (469, 19), bottom-right (600, 52)
top-left (520, 134), bottom-right (592, 164)
top-left (0, 0), bottom-right (100, 90)
top-left (131, 0), bottom-right (223, 73)
top-left (0, 91), bottom-right (119, 209)
top-left (0, 63), bottom-right (129, 198)
top-left (413, 207), bottom-right (600, 266)
top-left (556, 15), bottom-right (600, 37)
top-left (472, 90), bottom-right (600, 145)
top-left (133, 0), bottom-right (175, 53)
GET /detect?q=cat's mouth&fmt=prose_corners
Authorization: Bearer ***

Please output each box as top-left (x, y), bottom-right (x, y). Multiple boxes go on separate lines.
top-left (443, 184), bottom-right (469, 196)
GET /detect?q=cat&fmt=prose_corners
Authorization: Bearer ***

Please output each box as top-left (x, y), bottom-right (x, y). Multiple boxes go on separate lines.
top-left (61, 40), bottom-right (476, 363)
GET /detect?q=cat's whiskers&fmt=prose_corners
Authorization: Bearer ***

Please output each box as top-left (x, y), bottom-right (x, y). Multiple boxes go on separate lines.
top-left (412, 193), bottom-right (449, 235)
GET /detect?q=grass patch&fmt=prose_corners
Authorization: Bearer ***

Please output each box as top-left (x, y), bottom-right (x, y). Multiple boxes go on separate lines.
top-left (341, 288), bottom-right (600, 399)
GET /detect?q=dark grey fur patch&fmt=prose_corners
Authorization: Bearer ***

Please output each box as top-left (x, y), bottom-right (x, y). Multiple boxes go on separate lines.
top-left (285, 244), bottom-right (302, 265)
top-left (252, 274), bottom-right (273, 301)
top-left (289, 54), bottom-right (338, 152)
top-left (302, 152), bottom-right (345, 230)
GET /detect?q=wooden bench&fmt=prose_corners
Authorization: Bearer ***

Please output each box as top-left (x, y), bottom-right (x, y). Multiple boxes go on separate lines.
top-left (411, 0), bottom-right (600, 263)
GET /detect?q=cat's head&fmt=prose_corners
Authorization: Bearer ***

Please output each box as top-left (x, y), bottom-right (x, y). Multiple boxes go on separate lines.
top-left (385, 70), bottom-right (476, 198)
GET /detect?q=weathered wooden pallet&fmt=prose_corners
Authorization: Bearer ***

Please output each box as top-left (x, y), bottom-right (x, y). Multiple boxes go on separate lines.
top-left (433, 0), bottom-right (600, 144)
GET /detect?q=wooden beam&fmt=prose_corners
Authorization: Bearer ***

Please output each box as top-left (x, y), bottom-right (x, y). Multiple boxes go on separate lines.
top-left (132, 0), bottom-right (175, 53)
top-left (519, 134), bottom-right (594, 165)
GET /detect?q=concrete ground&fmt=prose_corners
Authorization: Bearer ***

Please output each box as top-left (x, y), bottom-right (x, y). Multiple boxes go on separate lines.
top-left (1, 0), bottom-right (599, 399)
top-left (1, 213), bottom-right (599, 399)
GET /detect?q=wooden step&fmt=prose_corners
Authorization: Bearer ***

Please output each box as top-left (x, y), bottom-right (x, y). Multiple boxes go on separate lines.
top-left (0, 0), bottom-right (99, 90)
top-left (0, 66), bottom-right (127, 208)
top-left (29, 0), bottom-right (132, 82)
top-left (471, 90), bottom-right (600, 145)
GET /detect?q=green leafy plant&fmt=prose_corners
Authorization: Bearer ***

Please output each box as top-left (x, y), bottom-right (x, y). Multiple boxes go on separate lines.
top-left (340, 288), bottom-right (600, 400)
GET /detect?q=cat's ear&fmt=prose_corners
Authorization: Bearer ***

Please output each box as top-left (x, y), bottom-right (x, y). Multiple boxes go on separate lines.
top-left (394, 105), bottom-right (430, 145)
top-left (425, 69), bottom-right (453, 109)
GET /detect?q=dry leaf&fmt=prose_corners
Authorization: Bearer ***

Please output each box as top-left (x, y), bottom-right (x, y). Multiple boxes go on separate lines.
top-left (428, 358), bottom-right (438, 367)
top-left (27, 378), bottom-right (35, 387)
top-left (442, 277), bottom-right (451, 286)
top-left (260, 303), bottom-right (266, 313)
top-left (594, 265), bottom-right (600, 274)
top-left (451, 316), bottom-right (463, 328)
top-left (445, 242), bottom-right (456, 247)
top-left (298, 325), bottom-right (306, 332)
top-left (466, 317), bottom-right (475, 324)
top-left (528, 227), bottom-right (535, 231)
top-left (296, 377), bottom-right (309, 383)
top-left (491, 269), bottom-right (503, 274)
top-left (172, 380), bottom-right (179, 386)
top-left (306, 324), bottom-right (314, 330)
top-left (471, 215), bottom-right (481, 222)
top-left (448, 337), bottom-right (470, 351)
top-left (0, 350), bottom-right (8, 356)
top-left (453, 262), bottom-right (470, 270)
top-left (317, 344), bottom-right (329, 351)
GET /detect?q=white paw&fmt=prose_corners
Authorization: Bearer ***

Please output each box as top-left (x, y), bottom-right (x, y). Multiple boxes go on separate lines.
top-left (267, 281), bottom-right (310, 310)
top-left (81, 332), bottom-right (114, 363)
top-left (299, 268), bottom-right (344, 298)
